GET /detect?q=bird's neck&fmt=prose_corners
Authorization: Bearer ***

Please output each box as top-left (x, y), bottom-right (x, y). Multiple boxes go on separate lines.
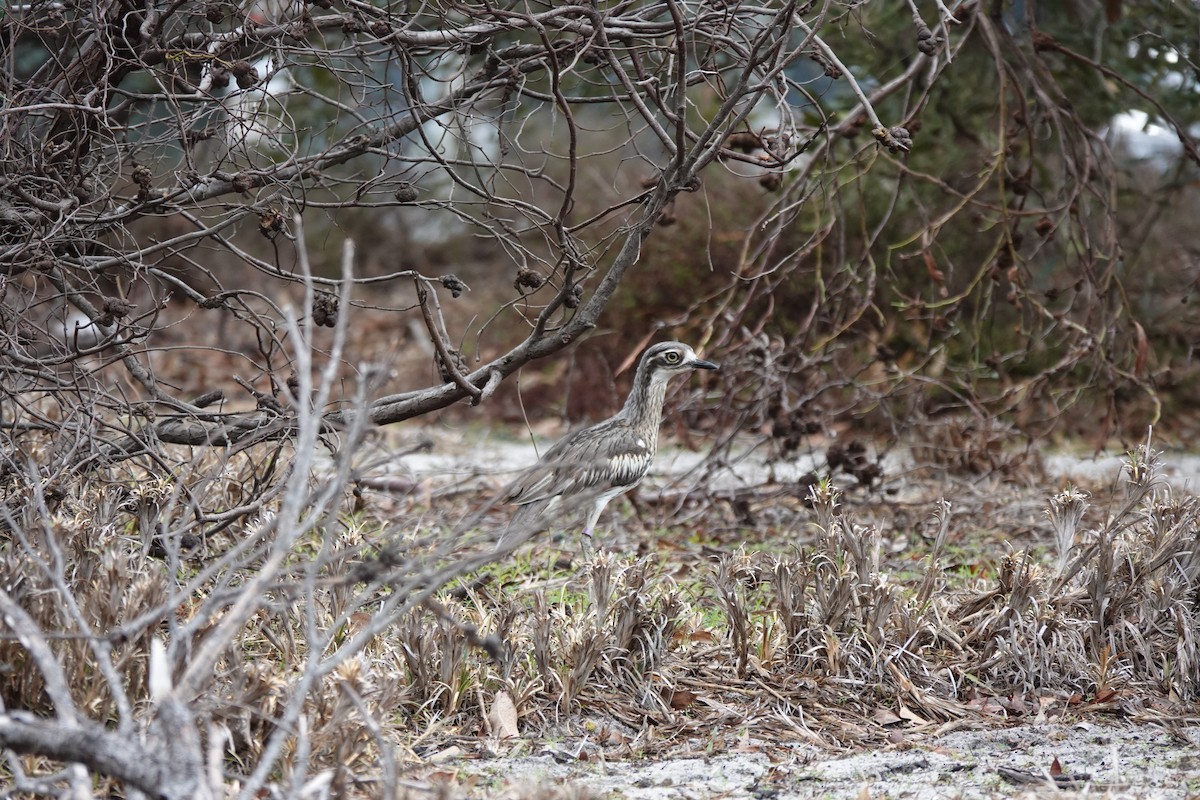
top-left (619, 367), bottom-right (671, 436)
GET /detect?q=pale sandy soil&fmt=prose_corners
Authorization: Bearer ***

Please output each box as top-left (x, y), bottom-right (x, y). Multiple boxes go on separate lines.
top-left (467, 722), bottom-right (1199, 799)
top-left (376, 425), bottom-right (1199, 500)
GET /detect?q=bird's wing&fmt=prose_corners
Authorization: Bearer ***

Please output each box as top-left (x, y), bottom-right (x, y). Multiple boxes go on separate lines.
top-left (506, 421), bottom-right (653, 507)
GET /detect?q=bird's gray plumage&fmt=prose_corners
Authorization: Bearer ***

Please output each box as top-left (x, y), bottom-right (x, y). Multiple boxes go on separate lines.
top-left (506, 341), bottom-right (718, 540)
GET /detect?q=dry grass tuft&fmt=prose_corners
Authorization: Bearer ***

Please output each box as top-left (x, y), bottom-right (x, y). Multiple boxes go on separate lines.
top-left (2, 424), bottom-right (1198, 796)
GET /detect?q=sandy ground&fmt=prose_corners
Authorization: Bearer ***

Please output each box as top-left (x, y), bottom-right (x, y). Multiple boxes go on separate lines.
top-left (379, 427), bottom-right (1200, 497)
top-left (467, 722), bottom-right (1199, 799)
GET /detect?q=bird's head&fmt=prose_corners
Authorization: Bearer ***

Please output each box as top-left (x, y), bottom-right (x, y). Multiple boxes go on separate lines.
top-left (641, 342), bottom-right (719, 380)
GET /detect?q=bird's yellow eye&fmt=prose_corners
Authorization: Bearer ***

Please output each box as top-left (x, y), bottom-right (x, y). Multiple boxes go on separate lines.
top-left (664, 351), bottom-right (681, 364)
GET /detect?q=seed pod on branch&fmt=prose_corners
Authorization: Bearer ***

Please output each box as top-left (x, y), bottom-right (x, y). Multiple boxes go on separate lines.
top-left (312, 292), bottom-right (339, 328)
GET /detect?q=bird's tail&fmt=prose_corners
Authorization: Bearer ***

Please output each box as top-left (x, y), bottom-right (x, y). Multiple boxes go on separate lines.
top-left (497, 498), bottom-right (554, 552)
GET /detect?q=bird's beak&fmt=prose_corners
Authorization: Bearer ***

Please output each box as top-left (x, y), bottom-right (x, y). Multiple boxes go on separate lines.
top-left (690, 357), bottom-right (719, 371)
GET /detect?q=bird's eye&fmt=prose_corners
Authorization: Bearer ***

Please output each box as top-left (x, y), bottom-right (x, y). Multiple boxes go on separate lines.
top-left (664, 351), bottom-right (681, 364)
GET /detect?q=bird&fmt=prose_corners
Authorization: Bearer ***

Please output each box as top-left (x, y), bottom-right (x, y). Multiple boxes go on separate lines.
top-left (504, 341), bottom-right (718, 544)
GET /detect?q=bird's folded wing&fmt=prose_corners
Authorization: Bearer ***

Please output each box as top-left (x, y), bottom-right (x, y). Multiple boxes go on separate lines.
top-left (506, 427), bottom-right (652, 507)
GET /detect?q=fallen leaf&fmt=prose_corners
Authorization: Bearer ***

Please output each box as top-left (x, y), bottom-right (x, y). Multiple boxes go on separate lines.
top-left (668, 689), bottom-right (698, 709)
top-left (1050, 757), bottom-right (1063, 777)
top-left (427, 746), bottom-right (462, 764)
top-left (488, 691), bottom-right (519, 739)
top-left (872, 706), bottom-right (903, 726)
top-left (599, 726), bottom-right (627, 746)
top-left (897, 704), bottom-right (929, 725)
top-left (672, 628), bottom-right (717, 644)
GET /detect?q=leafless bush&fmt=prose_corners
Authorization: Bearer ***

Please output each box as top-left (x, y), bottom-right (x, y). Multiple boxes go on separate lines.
top-left (0, 233), bottom-right (521, 797)
top-left (657, 6), bottom-right (1200, 464)
top-left (2, 0), bottom-right (903, 474)
top-left (10, 1), bottom-right (1181, 480)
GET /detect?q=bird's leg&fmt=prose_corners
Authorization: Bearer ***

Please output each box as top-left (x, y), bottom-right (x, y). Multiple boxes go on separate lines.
top-left (579, 526), bottom-right (596, 560)
top-left (627, 489), bottom-right (647, 530)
